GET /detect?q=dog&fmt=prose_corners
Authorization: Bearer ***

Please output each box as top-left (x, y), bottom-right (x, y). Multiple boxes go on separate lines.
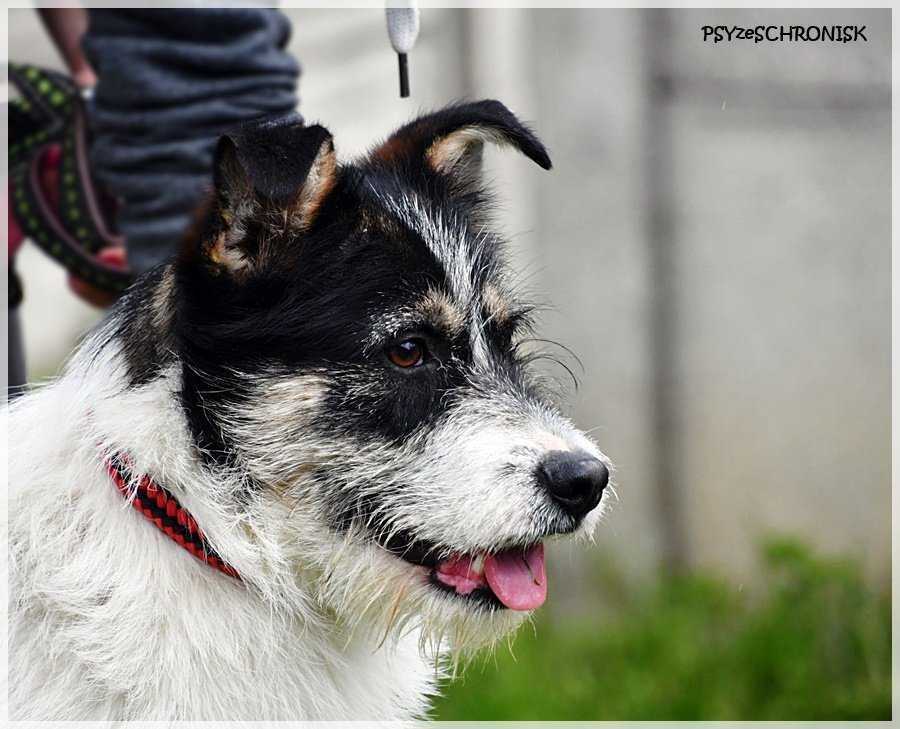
top-left (7, 100), bottom-right (613, 720)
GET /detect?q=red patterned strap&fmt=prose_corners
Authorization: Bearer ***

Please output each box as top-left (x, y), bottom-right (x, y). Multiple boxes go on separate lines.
top-left (103, 451), bottom-right (240, 580)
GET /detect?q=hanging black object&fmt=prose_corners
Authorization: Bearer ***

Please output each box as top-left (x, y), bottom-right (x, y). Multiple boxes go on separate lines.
top-left (385, 4), bottom-right (419, 99)
top-left (397, 52), bottom-right (410, 98)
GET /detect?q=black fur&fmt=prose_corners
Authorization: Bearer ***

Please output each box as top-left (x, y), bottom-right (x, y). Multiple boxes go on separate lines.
top-left (216, 115), bottom-right (332, 204)
top-left (110, 265), bottom-right (175, 387)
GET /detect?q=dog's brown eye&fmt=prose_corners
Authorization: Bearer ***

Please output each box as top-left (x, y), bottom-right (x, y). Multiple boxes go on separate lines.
top-left (387, 339), bottom-right (427, 368)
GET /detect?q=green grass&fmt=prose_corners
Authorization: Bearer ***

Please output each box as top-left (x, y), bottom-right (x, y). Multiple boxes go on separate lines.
top-left (433, 538), bottom-right (891, 720)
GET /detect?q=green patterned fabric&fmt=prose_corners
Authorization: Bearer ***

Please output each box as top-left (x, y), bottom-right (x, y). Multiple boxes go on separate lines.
top-left (8, 63), bottom-right (134, 302)
top-left (8, 64), bottom-right (71, 168)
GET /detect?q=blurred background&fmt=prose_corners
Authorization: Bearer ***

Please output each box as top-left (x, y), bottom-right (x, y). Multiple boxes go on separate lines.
top-left (7, 7), bottom-right (891, 720)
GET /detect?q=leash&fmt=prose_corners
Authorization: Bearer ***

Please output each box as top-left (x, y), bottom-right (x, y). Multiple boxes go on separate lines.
top-left (102, 451), bottom-right (241, 580)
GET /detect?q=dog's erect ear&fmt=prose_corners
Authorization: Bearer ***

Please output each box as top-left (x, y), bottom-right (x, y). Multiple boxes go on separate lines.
top-left (206, 117), bottom-right (337, 272)
top-left (371, 100), bottom-right (551, 184)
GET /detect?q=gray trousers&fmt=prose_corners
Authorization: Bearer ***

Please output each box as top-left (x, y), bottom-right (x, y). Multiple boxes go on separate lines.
top-left (8, 308), bottom-right (27, 400)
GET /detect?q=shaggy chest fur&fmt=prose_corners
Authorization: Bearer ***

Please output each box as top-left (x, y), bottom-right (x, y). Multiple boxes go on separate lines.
top-left (6, 346), bottom-right (435, 720)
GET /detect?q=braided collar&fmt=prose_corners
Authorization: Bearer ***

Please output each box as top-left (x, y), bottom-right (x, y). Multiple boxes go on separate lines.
top-left (103, 452), bottom-right (240, 580)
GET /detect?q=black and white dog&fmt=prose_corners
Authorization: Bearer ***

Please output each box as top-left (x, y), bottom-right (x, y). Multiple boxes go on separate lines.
top-left (7, 101), bottom-right (612, 720)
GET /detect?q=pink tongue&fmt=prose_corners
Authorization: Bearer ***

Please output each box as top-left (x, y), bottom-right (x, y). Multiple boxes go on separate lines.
top-left (483, 543), bottom-right (547, 611)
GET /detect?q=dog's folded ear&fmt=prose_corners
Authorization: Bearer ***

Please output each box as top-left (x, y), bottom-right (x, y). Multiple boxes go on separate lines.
top-left (371, 100), bottom-right (551, 185)
top-left (202, 116), bottom-right (337, 273)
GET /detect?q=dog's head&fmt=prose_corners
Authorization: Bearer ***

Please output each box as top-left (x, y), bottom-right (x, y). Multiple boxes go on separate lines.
top-left (173, 101), bottom-right (612, 651)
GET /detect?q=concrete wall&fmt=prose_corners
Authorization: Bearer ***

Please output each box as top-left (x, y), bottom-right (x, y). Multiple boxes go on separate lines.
top-left (8, 9), bottom-right (890, 591)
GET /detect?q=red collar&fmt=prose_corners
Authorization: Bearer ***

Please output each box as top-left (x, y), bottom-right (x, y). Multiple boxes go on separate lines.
top-left (103, 452), bottom-right (241, 580)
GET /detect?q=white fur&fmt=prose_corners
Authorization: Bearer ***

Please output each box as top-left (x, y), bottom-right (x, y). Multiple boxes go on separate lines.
top-left (6, 332), bottom-right (436, 720)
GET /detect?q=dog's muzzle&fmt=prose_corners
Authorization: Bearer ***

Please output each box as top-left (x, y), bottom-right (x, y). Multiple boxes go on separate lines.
top-left (378, 449), bottom-right (608, 613)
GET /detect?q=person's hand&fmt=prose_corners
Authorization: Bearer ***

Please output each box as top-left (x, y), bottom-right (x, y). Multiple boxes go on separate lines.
top-left (67, 246), bottom-right (127, 308)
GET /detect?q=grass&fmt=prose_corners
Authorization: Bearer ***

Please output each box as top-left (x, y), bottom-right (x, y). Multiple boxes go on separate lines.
top-left (432, 538), bottom-right (891, 720)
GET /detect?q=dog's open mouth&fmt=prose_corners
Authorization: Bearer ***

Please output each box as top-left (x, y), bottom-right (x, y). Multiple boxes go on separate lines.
top-left (433, 546), bottom-right (547, 611)
top-left (381, 532), bottom-right (547, 611)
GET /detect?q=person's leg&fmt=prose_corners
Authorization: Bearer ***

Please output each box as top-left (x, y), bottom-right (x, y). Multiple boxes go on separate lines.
top-left (82, 9), bottom-right (300, 273)
top-left (8, 284), bottom-right (27, 401)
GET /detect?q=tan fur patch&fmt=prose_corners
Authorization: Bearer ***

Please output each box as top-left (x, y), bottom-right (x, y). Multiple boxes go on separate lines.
top-left (208, 231), bottom-right (250, 272)
top-left (288, 138), bottom-right (337, 231)
top-left (270, 463), bottom-right (318, 499)
top-left (151, 265), bottom-right (175, 331)
top-left (416, 288), bottom-right (466, 337)
top-left (371, 134), bottom-right (415, 165)
top-left (425, 126), bottom-right (506, 175)
top-left (482, 282), bottom-right (512, 326)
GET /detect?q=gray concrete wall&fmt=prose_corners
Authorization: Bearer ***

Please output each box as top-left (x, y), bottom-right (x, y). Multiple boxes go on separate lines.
top-left (8, 9), bottom-right (890, 589)
top-left (663, 9), bottom-right (890, 579)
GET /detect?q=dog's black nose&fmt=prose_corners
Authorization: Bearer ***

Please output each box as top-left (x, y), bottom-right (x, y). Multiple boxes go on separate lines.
top-left (537, 450), bottom-right (608, 519)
